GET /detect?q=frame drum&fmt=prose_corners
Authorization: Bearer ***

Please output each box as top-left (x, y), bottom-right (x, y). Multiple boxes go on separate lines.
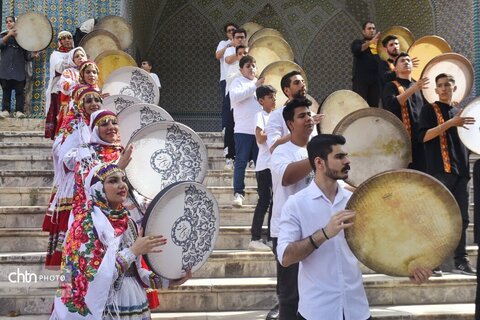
top-left (420, 53), bottom-right (473, 105)
top-left (457, 97), bottom-right (480, 154)
top-left (318, 90), bottom-right (369, 134)
top-left (260, 60), bottom-right (308, 109)
top-left (79, 29), bottom-right (121, 61)
top-left (102, 66), bottom-right (160, 105)
top-left (142, 181), bottom-right (219, 279)
top-left (332, 108), bottom-right (411, 187)
top-left (95, 49), bottom-right (137, 88)
top-left (125, 121), bottom-right (208, 199)
top-left (377, 26), bottom-right (414, 62)
top-left (249, 35), bottom-right (294, 75)
top-left (241, 22), bottom-right (263, 44)
top-left (102, 94), bottom-right (141, 114)
top-left (15, 12), bottom-right (53, 51)
top-left (346, 169), bottom-right (461, 277)
top-left (95, 15), bottom-right (134, 50)
top-left (118, 103), bottom-right (173, 146)
top-left (407, 35), bottom-right (452, 81)
top-left (248, 28), bottom-right (284, 47)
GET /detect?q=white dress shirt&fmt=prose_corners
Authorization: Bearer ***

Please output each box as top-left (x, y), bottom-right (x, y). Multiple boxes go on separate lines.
top-left (265, 106), bottom-right (288, 150)
top-left (255, 110), bottom-right (271, 172)
top-left (216, 40), bottom-right (230, 81)
top-left (229, 76), bottom-right (261, 135)
top-left (277, 181), bottom-right (370, 320)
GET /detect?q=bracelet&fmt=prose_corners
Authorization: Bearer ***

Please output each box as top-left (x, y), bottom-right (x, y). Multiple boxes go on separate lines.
top-left (322, 228), bottom-right (330, 240)
top-left (309, 235), bottom-right (319, 249)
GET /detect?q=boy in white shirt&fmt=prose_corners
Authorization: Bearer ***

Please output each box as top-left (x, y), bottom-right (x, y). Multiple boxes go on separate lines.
top-left (248, 85), bottom-right (277, 251)
top-left (229, 55), bottom-right (264, 207)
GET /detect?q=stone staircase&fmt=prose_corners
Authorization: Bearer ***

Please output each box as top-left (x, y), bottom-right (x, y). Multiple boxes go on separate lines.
top-left (0, 118), bottom-right (477, 319)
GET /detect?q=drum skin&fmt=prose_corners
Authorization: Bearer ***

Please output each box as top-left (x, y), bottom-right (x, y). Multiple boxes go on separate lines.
top-left (15, 12), bottom-right (53, 51)
top-left (102, 94), bottom-right (142, 114)
top-left (421, 53), bottom-right (473, 105)
top-left (249, 35), bottom-right (294, 75)
top-left (95, 49), bottom-right (137, 88)
top-left (345, 169), bottom-right (461, 277)
top-left (407, 35), bottom-right (452, 81)
top-left (457, 96), bottom-right (480, 154)
top-left (377, 26), bottom-right (414, 62)
top-left (79, 29), bottom-right (121, 61)
top-left (102, 66), bottom-right (160, 105)
top-left (248, 28), bottom-right (284, 47)
top-left (117, 103), bottom-right (173, 146)
top-left (241, 22), bottom-right (263, 44)
top-left (332, 108), bottom-right (411, 187)
top-left (260, 60), bottom-right (308, 110)
top-left (95, 15), bottom-right (133, 50)
top-left (318, 90), bottom-right (369, 134)
top-left (142, 181), bottom-right (220, 279)
top-left (125, 121), bottom-right (208, 199)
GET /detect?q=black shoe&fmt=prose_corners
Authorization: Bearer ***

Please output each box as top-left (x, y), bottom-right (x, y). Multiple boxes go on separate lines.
top-left (452, 262), bottom-right (476, 275)
top-left (266, 304), bottom-right (279, 320)
top-left (432, 267), bottom-right (443, 277)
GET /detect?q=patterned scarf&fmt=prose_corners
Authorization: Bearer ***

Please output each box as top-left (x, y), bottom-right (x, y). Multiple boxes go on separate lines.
top-left (56, 163), bottom-right (129, 316)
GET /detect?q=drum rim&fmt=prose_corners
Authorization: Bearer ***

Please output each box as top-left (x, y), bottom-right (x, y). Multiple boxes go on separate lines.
top-left (102, 66), bottom-right (160, 105)
top-left (79, 28), bottom-right (121, 49)
top-left (141, 180), bottom-right (219, 279)
top-left (332, 108), bottom-right (412, 187)
top-left (420, 52), bottom-right (474, 104)
top-left (95, 15), bottom-right (133, 49)
top-left (259, 60), bottom-right (308, 88)
top-left (376, 25), bottom-right (414, 62)
top-left (457, 96), bottom-right (480, 154)
top-left (318, 89), bottom-right (369, 134)
top-left (15, 12), bottom-right (53, 52)
top-left (95, 49), bottom-right (137, 87)
top-left (248, 27), bottom-right (284, 46)
top-left (345, 168), bottom-right (461, 276)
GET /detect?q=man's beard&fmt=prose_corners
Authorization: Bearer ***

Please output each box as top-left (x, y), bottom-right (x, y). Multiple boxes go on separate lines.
top-left (293, 90), bottom-right (306, 99)
top-left (325, 164), bottom-right (351, 180)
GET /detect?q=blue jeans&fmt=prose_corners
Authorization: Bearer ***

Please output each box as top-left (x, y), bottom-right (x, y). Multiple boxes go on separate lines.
top-left (233, 133), bottom-right (258, 195)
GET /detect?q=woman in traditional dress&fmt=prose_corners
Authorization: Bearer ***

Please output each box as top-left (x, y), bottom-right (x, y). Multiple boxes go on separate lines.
top-left (50, 163), bottom-right (191, 319)
top-left (44, 31), bottom-right (74, 139)
top-left (55, 47), bottom-right (87, 133)
top-left (43, 85), bottom-right (103, 266)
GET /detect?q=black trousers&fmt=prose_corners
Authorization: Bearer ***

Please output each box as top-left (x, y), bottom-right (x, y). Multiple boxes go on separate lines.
top-left (0, 79), bottom-right (25, 112)
top-left (433, 172), bottom-right (469, 264)
top-left (223, 93), bottom-right (235, 159)
top-left (272, 237), bottom-right (299, 320)
top-left (251, 169), bottom-right (272, 240)
top-left (352, 78), bottom-right (380, 108)
top-left (473, 160), bottom-right (480, 319)
top-left (219, 80), bottom-right (227, 128)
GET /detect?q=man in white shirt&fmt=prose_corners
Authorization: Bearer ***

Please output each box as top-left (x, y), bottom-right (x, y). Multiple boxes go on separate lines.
top-left (269, 97), bottom-right (315, 319)
top-left (278, 134), bottom-right (432, 320)
top-left (229, 55), bottom-right (264, 207)
top-left (140, 60), bottom-right (161, 89)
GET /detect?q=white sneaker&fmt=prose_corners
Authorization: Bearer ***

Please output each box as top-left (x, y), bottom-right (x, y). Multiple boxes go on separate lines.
top-left (248, 240), bottom-right (271, 252)
top-left (224, 158), bottom-right (234, 170)
top-left (0, 110), bottom-right (9, 119)
top-left (232, 193), bottom-right (244, 207)
top-left (14, 111), bottom-right (25, 118)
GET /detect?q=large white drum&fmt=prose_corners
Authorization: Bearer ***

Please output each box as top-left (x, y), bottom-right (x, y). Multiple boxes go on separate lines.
top-left (333, 108), bottom-right (411, 187)
top-left (125, 121), bottom-right (208, 199)
top-left (102, 94), bottom-right (142, 114)
top-left (142, 181), bottom-right (219, 279)
top-left (457, 97), bottom-right (480, 154)
top-left (117, 103), bottom-right (173, 146)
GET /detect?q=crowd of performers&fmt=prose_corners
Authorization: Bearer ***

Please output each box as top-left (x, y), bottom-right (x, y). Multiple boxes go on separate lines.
top-left (4, 27), bottom-right (189, 319)
top-left (216, 21), bottom-right (480, 320)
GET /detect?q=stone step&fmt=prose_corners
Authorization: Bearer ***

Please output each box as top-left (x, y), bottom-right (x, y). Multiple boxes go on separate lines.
top-left (204, 143), bottom-right (224, 158)
top-left (198, 132), bottom-right (223, 144)
top-left (0, 169), bottom-right (254, 188)
top-left (0, 250), bottom-right (276, 279)
top-left (0, 131), bottom-right (47, 143)
top-left (0, 118), bottom-right (44, 131)
top-left (0, 142), bottom-right (52, 156)
top-left (0, 171), bottom-right (53, 188)
top-left (0, 204), bottom-right (268, 228)
top-left (152, 304), bottom-right (475, 319)
top-left (1, 274), bottom-right (473, 314)
top-left (0, 187), bottom-right (51, 206)
top-left (0, 304), bottom-right (475, 319)
top-left (0, 155), bottom-right (53, 170)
